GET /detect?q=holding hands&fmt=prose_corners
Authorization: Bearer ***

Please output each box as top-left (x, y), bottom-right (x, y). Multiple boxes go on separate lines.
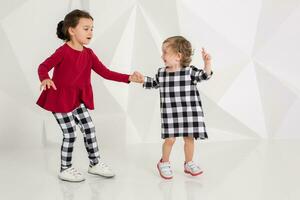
top-left (40, 72), bottom-right (145, 91)
top-left (129, 71), bottom-right (144, 83)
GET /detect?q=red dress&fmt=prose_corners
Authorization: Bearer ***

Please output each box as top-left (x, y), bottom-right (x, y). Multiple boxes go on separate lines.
top-left (37, 43), bottom-right (130, 113)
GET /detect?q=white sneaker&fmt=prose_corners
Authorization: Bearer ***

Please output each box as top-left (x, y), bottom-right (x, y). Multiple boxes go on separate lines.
top-left (184, 161), bottom-right (203, 176)
top-left (58, 167), bottom-right (85, 182)
top-left (157, 159), bottom-right (173, 179)
top-left (88, 160), bottom-right (115, 178)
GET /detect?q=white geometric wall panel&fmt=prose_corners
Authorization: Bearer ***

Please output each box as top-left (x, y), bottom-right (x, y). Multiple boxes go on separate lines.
top-left (0, 0), bottom-right (299, 147)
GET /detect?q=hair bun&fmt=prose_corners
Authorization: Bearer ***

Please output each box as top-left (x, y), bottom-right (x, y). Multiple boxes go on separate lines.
top-left (56, 20), bottom-right (66, 40)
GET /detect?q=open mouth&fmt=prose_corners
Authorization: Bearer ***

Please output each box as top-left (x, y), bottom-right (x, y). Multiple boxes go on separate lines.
top-left (87, 37), bottom-right (92, 40)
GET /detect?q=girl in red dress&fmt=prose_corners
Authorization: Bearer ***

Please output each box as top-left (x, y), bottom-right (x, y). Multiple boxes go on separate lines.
top-left (37, 9), bottom-right (141, 182)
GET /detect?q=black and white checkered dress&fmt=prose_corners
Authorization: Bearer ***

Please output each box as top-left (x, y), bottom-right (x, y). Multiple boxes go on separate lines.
top-left (143, 66), bottom-right (212, 139)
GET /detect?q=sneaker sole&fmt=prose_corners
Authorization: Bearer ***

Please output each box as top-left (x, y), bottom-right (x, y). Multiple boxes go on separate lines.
top-left (88, 171), bottom-right (115, 178)
top-left (157, 163), bottom-right (173, 180)
top-left (58, 176), bottom-right (85, 182)
top-left (184, 170), bottom-right (203, 176)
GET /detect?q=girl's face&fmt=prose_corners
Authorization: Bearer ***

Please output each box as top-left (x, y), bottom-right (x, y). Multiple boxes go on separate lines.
top-left (161, 43), bottom-right (181, 67)
top-left (69, 18), bottom-right (94, 45)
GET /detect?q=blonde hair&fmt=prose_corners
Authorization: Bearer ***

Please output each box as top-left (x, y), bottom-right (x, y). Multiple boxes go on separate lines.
top-left (163, 36), bottom-right (193, 67)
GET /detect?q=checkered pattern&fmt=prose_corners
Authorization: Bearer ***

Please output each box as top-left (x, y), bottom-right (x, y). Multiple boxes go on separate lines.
top-left (53, 103), bottom-right (100, 170)
top-left (143, 66), bottom-right (212, 139)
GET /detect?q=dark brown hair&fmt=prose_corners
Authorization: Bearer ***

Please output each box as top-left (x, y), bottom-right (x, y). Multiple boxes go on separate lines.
top-left (163, 36), bottom-right (193, 67)
top-left (56, 9), bottom-right (93, 41)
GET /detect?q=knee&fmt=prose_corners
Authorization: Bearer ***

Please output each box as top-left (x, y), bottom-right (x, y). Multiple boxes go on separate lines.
top-left (164, 138), bottom-right (176, 146)
top-left (63, 131), bottom-right (77, 142)
top-left (183, 137), bottom-right (194, 144)
top-left (83, 123), bottom-right (96, 134)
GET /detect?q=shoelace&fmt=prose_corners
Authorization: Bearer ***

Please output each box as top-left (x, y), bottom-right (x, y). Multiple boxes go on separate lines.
top-left (187, 162), bottom-right (200, 172)
top-left (98, 161), bottom-right (110, 170)
top-left (67, 167), bottom-right (82, 176)
top-left (160, 163), bottom-right (172, 174)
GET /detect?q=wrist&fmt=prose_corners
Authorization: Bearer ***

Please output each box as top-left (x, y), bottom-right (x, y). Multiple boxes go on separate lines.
top-left (204, 67), bottom-right (212, 74)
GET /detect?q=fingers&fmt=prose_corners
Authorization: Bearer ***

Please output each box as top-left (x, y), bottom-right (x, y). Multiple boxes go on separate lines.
top-left (130, 71), bottom-right (144, 83)
top-left (40, 79), bottom-right (57, 91)
top-left (135, 71), bottom-right (144, 83)
top-left (51, 82), bottom-right (57, 90)
top-left (204, 54), bottom-right (211, 60)
top-left (134, 71), bottom-right (143, 80)
top-left (47, 81), bottom-right (51, 89)
top-left (40, 83), bottom-right (44, 91)
top-left (201, 47), bottom-right (212, 61)
top-left (40, 81), bottom-right (48, 91)
top-left (201, 47), bottom-right (206, 58)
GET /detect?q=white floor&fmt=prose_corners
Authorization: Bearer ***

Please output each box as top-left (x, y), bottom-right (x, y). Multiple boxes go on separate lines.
top-left (1, 139), bottom-right (300, 200)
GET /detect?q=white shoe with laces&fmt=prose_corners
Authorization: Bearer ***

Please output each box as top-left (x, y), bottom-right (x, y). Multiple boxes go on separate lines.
top-left (157, 159), bottom-right (173, 179)
top-left (88, 160), bottom-right (115, 178)
top-left (184, 161), bottom-right (203, 176)
top-left (58, 167), bottom-right (85, 182)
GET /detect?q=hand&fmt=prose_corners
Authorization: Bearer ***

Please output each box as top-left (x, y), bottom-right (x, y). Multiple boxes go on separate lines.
top-left (129, 71), bottom-right (144, 83)
top-left (201, 47), bottom-right (212, 74)
top-left (40, 79), bottom-right (57, 91)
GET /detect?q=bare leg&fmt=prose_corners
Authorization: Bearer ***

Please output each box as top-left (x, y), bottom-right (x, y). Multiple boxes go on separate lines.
top-left (162, 138), bottom-right (176, 162)
top-left (183, 137), bottom-right (194, 162)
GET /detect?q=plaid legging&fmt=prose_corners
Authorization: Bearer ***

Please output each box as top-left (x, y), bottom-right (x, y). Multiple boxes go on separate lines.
top-left (53, 103), bottom-right (100, 170)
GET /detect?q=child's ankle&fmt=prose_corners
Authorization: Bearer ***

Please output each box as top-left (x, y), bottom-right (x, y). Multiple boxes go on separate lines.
top-left (161, 158), bottom-right (170, 163)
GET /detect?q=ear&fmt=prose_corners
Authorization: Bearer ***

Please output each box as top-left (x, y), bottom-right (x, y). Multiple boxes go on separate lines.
top-left (176, 52), bottom-right (182, 61)
top-left (68, 27), bottom-right (75, 36)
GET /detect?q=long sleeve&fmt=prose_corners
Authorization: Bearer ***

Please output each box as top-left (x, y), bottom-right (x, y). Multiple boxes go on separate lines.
top-left (38, 47), bottom-right (64, 82)
top-left (190, 65), bottom-right (213, 84)
top-left (143, 71), bottom-right (160, 89)
top-left (90, 49), bottom-right (130, 83)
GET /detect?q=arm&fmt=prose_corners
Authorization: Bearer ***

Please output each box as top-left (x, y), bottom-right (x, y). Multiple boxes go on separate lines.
top-left (202, 47), bottom-right (212, 75)
top-left (90, 49), bottom-right (130, 83)
top-left (190, 48), bottom-right (213, 83)
top-left (38, 47), bottom-right (64, 90)
top-left (38, 47), bottom-right (64, 82)
top-left (190, 66), bottom-right (213, 83)
top-left (142, 72), bottom-right (160, 89)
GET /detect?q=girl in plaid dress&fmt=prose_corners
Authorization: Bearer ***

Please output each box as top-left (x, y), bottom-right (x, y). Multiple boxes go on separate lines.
top-left (37, 10), bottom-right (141, 182)
top-left (138, 36), bottom-right (213, 179)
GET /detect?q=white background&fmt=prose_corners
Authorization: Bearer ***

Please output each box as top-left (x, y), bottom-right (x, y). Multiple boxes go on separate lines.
top-left (0, 0), bottom-right (299, 149)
